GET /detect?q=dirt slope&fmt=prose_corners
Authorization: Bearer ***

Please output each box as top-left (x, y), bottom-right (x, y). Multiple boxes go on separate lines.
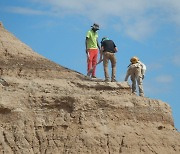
top-left (0, 22), bottom-right (180, 154)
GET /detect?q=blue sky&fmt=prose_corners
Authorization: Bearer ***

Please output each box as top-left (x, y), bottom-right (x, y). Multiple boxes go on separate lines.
top-left (0, 0), bottom-right (180, 131)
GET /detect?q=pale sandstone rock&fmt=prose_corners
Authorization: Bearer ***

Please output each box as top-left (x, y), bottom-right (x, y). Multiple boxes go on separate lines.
top-left (0, 22), bottom-right (3, 28)
top-left (0, 23), bottom-right (179, 154)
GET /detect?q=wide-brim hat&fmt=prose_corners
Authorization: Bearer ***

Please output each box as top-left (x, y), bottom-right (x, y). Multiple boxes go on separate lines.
top-left (91, 23), bottom-right (100, 30)
top-left (130, 56), bottom-right (139, 63)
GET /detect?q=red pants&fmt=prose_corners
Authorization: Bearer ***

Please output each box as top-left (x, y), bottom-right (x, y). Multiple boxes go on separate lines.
top-left (87, 49), bottom-right (98, 76)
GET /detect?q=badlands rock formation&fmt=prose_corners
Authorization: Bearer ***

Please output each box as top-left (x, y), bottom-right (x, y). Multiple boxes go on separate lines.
top-left (0, 22), bottom-right (180, 154)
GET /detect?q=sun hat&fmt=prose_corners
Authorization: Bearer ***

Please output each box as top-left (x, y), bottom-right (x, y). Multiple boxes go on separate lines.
top-left (91, 23), bottom-right (100, 30)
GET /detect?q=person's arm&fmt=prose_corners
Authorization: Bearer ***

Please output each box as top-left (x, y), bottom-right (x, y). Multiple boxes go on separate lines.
top-left (124, 71), bottom-right (130, 81)
top-left (114, 47), bottom-right (118, 52)
top-left (98, 46), bottom-right (104, 63)
top-left (85, 37), bottom-right (89, 58)
top-left (138, 61), bottom-right (146, 79)
top-left (97, 38), bottom-right (100, 50)
top-left (85, 37), bottom-right (88, 53)
top-left (113, 41), bottom-right (118, 53)
top-left (124, 66), bottom-right (131, 81)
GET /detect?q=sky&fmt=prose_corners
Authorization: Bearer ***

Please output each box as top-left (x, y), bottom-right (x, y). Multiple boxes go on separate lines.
top-left (0, 0), bottom-right (179, 131)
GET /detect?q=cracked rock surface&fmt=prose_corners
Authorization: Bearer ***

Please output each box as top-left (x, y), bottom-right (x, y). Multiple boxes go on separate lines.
top-left (0, 23), bottom-right (180, 154)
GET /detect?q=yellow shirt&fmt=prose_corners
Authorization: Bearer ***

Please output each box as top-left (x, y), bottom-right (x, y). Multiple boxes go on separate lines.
top-left (86, 30), bottom-right (98, 49)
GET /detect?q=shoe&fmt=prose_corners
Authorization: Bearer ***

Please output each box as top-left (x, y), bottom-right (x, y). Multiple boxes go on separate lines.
top-left (86, 73), bottom-right (91, 77)
top-left (91, 76), bottom-right (96, 78)
top-left (132, 91), bottom-right (136, 95)
top-left (104, 79), bottom-right (110, 82)
top-left (111, 79), bottom-right (117, 82)
top-left (139, 93), bottom-right (144, 97)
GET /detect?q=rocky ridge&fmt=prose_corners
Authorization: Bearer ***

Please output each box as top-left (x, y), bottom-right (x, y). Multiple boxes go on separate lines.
top-left (0, 22), bottom-right (180, 154)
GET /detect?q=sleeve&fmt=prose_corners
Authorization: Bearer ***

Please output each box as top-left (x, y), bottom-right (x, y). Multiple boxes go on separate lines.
top-left (101, 41), bottom-right (104, 47)
top-left (113, 41), bottom-right (116, 48)
top-left (86, 31), bottom-right (90, 38)
top-left (124, 66), bottom-right (131, 81)
top-left (139, 61), bottom-right (146, 75)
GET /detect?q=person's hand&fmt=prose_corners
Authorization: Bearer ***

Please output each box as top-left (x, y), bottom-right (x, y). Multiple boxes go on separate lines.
top-left (97, 59), bottom-right (103, 64)
top-left (142, 75), bottom-right (145, 79)
top-left (86, 49), bottom-right (90, 59)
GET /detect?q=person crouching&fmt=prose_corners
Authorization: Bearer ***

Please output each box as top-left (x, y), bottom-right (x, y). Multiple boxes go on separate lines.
top-left (124, 56), bottom-right (146, 97)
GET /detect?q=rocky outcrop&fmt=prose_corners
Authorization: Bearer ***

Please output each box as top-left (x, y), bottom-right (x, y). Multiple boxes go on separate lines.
top-left (0, 23), bottom-right (180, 154)
top-left (0, 22), bottom-right (3, 28)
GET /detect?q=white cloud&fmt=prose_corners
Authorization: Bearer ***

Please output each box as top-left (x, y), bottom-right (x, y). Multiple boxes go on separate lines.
top-left (172, 54), bottom-right (180, 67)
top-left (125, 18), bottom-right (155, 41)
top-left (5, 0), bottom-right (180, 40)
top-left (28, 0), bottom-right (180, 24)
top-left (156, 0), bottom-right (180, 25)
top-left (144, 80), bottom-right (172, 96)
top-left (6, 6), bottom-right (48, 15)
top-left (144, 82), bottom-right (162, 95)
top-left (155, 75), bottom-right (173, 83)
top-left (147, 63), bottom-right (163, 71)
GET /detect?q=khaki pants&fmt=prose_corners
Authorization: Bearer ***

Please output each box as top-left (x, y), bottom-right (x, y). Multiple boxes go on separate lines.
top-left (103, 52), bottom-right (116, 81)
top-left (130, 66), bottom-right (144, 96)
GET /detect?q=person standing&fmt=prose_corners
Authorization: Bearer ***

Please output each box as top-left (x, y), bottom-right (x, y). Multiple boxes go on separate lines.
top-left (85, 23), bottom-right (100, 78)
top-left (98, 37), bottom-right (118, 82)
top-left (124, 56), bottom-right (146, 97)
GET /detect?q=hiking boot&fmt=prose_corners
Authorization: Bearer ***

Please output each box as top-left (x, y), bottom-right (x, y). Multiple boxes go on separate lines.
top-left (104, 79), bottom-right (110, 82)
top-left (139, 93), bottom-right (144, 97)
top-left (91, 76), bottom-right (96, 78)
top-left (111, 79), bottom-right (117, 82)
top-left (132, 91), bottom-right (136, 95)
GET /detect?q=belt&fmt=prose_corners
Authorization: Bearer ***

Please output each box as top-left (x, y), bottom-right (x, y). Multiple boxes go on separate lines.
top-left (103, 50), bottom-right (115, 53)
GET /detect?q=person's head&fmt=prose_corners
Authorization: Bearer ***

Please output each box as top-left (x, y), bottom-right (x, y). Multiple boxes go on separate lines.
top-left (101, 37), bottom-right (109, 42)
top-left (101, 37), bottom-right (109, 44)
top-left (130, 56), bottom-right (139, 64)
top-left (91, 23), bottom-right (100, 31)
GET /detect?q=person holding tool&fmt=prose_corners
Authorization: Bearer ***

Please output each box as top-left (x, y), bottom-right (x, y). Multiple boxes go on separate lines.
top-left (98, 37), bottom-right (118, 82)
top-left (85, 23), bottom-right (100, 78)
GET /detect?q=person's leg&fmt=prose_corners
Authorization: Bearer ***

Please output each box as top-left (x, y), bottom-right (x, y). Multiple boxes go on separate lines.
top-left (131, 74), bottom-right (136, 94)
top-left (137, 77), bottom-right (144, 96)
top-left (87, 49), bottom-right (93, 74)
top-left (135, 67), bottom-right (144, 96)
top-left (91, 49), bottom-right (98, 77)
top-left (109, 53), bottom-right (117, 82)
top-left (103, 52), bottom-right (110, 81)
